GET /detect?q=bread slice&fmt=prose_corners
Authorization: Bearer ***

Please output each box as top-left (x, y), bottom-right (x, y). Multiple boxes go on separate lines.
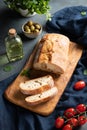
top-left (33, 33), bottom-right (70, 74)
top-left (19, 75), bottom-right (54, 95)
top-left (25, 87), bottom-right (58, 105)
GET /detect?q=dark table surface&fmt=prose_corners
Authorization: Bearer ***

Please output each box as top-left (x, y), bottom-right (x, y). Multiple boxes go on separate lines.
top-left (0, 0), bottom-right (46, 81)
top-left (0, 0), bottom-right (87, 130)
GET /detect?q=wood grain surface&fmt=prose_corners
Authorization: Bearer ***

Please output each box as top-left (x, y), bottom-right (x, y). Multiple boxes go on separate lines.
top-left (4, 41), bottom-right (83, 116)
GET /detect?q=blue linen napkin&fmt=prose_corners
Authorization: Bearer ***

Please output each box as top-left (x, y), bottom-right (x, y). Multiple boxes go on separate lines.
top-left (46, 5), bottom-right (87, 47)
top-left (1, 6), bottom-right (87, 130)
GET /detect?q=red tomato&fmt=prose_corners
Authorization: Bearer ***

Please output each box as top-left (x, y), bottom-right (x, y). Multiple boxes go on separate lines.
top-left (74, 81), bottom-right (86, 90)
top-left (62, 124), bottom-right (72, 130)
top-left (78, 115), bottom-right (87, 125)
top-left (67, 118), bottom-right (78, 127)
top-left (76, 104), bottom-right (86, 114)
top-left (55, 117), bottom-right (64, 128)
top-left (64, 108), bottom-right (76, 118)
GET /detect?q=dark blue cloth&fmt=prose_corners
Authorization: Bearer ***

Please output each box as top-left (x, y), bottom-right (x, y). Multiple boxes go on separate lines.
top-left (1, 6), bottom-right (87, 130)
top-left (46, 6), bottom-right (87, 47)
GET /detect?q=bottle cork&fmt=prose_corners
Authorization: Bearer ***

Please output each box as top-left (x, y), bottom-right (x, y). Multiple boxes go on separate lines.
top-left (8, 28), bottom-right (16, 35)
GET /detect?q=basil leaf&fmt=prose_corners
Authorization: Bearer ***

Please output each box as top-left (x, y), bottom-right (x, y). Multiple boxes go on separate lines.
top-left (81, 11), bottom-right (86, 16)
top-left (21, 69), bottom-right (30, 77)
top-left (83, 69), bottom-right (87, 75)
top-left (3, 65), bottom-right (12, 72)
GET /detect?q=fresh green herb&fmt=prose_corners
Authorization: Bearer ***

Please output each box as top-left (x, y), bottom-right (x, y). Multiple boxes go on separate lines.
top-left (83, 69), bottom-right (87, 75)
top-left (4, 0), bottom-right (51, 20)
top-left (3, 65), bottom-right (12, 72)
top-left (81, 11), bottom-right (86, 16)
top-left (21, 69), bottom-right (30, 77)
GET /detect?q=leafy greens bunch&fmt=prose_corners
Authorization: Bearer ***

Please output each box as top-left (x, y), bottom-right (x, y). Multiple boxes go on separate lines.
top-left (4, 0), bottom-right (51, 19)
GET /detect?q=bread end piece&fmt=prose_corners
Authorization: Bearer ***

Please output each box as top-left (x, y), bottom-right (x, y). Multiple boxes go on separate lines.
top-left (33, 33), bottom-right (70, 74)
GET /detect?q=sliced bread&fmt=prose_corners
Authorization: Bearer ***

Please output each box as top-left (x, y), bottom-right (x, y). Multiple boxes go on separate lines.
top-left (19, 75), bottom-right (54, 95)
top-left (25, 87), bottom-right (58, 105)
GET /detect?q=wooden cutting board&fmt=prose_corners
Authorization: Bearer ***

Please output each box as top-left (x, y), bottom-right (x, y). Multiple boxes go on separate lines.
top-left (4, 41), bottom-right (83, 116)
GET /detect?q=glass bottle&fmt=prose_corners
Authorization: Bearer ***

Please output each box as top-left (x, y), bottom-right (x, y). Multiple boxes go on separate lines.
top-left (5, 28), bottom-right (24, 62)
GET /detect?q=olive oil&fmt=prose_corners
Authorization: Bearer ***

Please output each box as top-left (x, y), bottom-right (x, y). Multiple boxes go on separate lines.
top-left (5, 28), bottom-right (24, 62)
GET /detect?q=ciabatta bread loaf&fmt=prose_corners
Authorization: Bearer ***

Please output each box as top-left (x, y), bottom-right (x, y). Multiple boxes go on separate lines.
top-left (33, 33), bottom-right (70, 74)
top-left (19, 75), bottom-right (54, 95)
top-left (25, 87), bottom-right (58, 105)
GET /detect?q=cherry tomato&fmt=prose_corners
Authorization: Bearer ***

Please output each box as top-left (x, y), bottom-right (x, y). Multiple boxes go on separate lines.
top-left (62, 124), bottom-right (72, 130)
top-left (64, 108), bottom-right (76, 118)
top-left (76, 104), bottom-right (86, 114)
top-left (55, 117), bottom-right (64, 128)
top-left (74, 81), bottom-right (86, 90)
top-left (67, 118), bottom-right (78, 127)
top-left (78, 115), bottom-right (87, 125)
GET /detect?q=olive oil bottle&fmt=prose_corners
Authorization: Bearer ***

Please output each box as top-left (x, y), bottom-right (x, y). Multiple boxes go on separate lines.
top-left (5, 28), bottom-right (24, 62)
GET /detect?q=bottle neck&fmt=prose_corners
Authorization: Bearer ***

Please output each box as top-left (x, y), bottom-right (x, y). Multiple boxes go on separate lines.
top-left (8, 33), bottom-right (17, 38)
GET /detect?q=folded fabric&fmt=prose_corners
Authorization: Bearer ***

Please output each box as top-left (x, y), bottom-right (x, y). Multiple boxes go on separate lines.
top-left (46, 6), bottom-right (87, 47)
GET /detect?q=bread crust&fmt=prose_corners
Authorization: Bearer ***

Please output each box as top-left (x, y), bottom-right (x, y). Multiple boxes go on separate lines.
top-left (33, 33), bottom-right (70, 74)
